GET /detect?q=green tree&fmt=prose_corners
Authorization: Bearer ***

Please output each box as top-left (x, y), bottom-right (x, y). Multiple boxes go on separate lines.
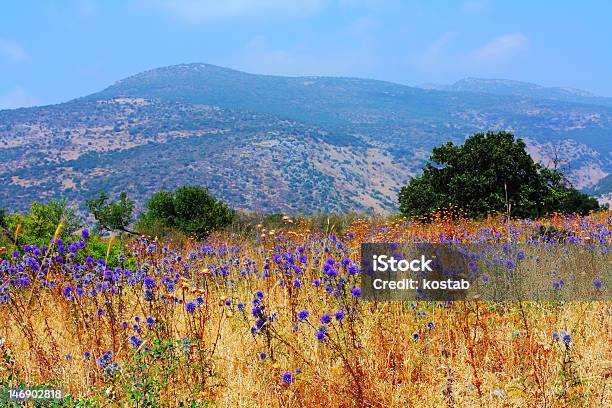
top-left (139, 186), bottom-right (235, 239)
top-left (5, 200), bottom-right (82, 247)
top-left (398, 131), bottom-right (600, 218)
top-left (86, 191), bottom-right (136, 234)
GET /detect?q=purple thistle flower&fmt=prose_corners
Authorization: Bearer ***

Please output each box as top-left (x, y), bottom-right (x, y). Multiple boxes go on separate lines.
top-left (297, 309), bottom-right (309, 321)
top-left (593, 279), bottom-right (602, 290)
top-left (129, 335), bottom-right (142, 349)
top-left (334, 310), bottom-right (345, 321)
top-left (320, 313), bottom-right (331, 324)
top-left (351, 287), bottom-right (362, 298)
top-left (185, 301), bottom-right (197, 314)
top-left (143, 276), bottom-right (156, 289)
top-left (562, 334), bottom-right (572, 346)
top-left (281, 371), bottom-right (294, 385)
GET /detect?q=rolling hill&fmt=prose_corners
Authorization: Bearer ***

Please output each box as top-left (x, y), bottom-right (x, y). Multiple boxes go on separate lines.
top-left (1, 63), bottom-right (611, 214)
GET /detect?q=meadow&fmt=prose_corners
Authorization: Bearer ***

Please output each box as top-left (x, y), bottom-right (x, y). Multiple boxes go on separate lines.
top-left (0, 212), bottom-right (610, 407)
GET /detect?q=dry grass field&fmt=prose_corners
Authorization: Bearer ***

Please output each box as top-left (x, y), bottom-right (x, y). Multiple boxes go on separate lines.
top-left (1, 212), bottom-right (610, 407)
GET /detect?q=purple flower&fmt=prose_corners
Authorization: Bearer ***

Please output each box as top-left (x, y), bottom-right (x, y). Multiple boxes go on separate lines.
top-left (593, 279), bottom-right (602, 290)
top-left (81, 229), bottom-right (90, 239)
top-left (146, 317), bottom-right (155, 328)
top-left (334, 310), bottom-right (345, 321)
top-left (297, 309), bottom-right (309, 321)
top-left (320, 313), bottom-right (331, 324)
top-left (351, 287), bottom-right (362, 298)
top-left (259, 351), bottom-right (267, 360)
top-left (185, 301), bottom-right (197, 314)
top-left (143, 276), bottom-right (156, 289)
top-left (562, 334), bottom-right (572, 346)
top-left (315, 330), bottom-right (327, 342)
top-left (129, 335), bottom-right (142, 349)
top-left (281, 371), bottom-right (294, 385)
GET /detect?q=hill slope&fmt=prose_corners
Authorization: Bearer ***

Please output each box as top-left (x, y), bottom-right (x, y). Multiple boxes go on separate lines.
top-left (1, 63), bottom-right (611, 214)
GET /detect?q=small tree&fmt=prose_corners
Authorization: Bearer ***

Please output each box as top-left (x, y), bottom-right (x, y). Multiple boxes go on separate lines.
top-left (398, 131), bottom-right (600, 218)
top-left (139, 186), bottom-right (235, 239)
top-left (5, 200), bottom-right (82, 247)
top-left (86, 191), bottom-right (136, 234)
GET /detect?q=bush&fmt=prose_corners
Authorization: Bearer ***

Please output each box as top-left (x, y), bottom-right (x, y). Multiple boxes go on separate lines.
top-left (86, 191), bottom-right (136, 234)
top-left (398, 131), bottom-right (601, 218)
top-left (138, 186), bottom-right (235, 239)
top-left (5, 200), bottom-right (82, 247)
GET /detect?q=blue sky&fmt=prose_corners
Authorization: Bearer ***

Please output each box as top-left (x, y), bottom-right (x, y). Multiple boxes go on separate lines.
top-left (1, 0), bottom-right (611, 109)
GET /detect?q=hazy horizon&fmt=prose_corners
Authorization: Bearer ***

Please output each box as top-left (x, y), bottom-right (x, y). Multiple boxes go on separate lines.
top-left (1, 0), bottom-right (611, 109)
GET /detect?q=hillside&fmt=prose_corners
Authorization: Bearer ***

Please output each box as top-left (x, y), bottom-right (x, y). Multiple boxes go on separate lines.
top-left (1, 63), bottom-right (611, 214)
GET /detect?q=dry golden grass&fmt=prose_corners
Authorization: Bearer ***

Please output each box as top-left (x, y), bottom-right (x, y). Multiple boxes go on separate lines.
top-left (0, 213), bottom-right (610, 407)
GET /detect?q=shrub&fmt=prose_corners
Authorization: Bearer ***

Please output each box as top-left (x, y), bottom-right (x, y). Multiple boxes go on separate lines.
top-left (5, 200), bottom-right (82, 247)
top-left (86, 191), bottom-right (136, 234)
top-left (139, 186), bottom-right (235, 239)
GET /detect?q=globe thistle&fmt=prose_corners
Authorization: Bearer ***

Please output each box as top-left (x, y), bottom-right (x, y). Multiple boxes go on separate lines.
top-left (129, 335), bottom-right (142, 349)
top-left (145, 317), bottom-right (155, 328)
top-left (185, 301), bottom-right (197, 314)
top-left (281, 371), bottom-right (294, 385)
top-left (320, 313), bottom-right (331, 324)
top-left (297, 309), bottom-right (309, 321)
top-left (334, 310), bottom-right (345, 321)
top-left (593, 278), bottom-right (602, 290)
top-left (143, 276), bottom-right (156, 290)
top-left (315, 330), bottom-right (327, 342)
top-left (562, 334), bottom-right (572, 346)
top-left (351, 287), bottom-right (362, 298)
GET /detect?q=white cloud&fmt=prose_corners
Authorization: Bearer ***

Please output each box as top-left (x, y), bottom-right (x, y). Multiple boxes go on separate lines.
top-left (0, 39), bottom-right (29, 63)
top-left (415, 32), bottom-right (456, 70)
top-left (462, 0), bottom-right (491, 15)
top-left (234, 24), bottom-right (376, 77)
top-left (140, 0), bottom-right (327, 23)
top-left (235, 37), bottom-right (361, 76)
top-left (466, 33), bottom-right (528, 64)
top-left (0, 86), bottom-right (40, 110)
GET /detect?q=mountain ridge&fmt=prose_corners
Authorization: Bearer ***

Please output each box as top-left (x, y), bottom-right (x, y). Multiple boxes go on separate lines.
top-left (1, 63), bottom-right (611, 214)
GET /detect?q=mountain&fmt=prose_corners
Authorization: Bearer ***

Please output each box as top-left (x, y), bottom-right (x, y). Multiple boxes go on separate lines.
top-left (421, 78), bottom-right (612, 107)
top-left (1, 63), bottom-right (611, 214)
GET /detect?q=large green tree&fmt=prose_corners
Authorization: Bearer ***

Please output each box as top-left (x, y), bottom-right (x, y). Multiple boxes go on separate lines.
top-left (398, 131), bottom-right (600, 218)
